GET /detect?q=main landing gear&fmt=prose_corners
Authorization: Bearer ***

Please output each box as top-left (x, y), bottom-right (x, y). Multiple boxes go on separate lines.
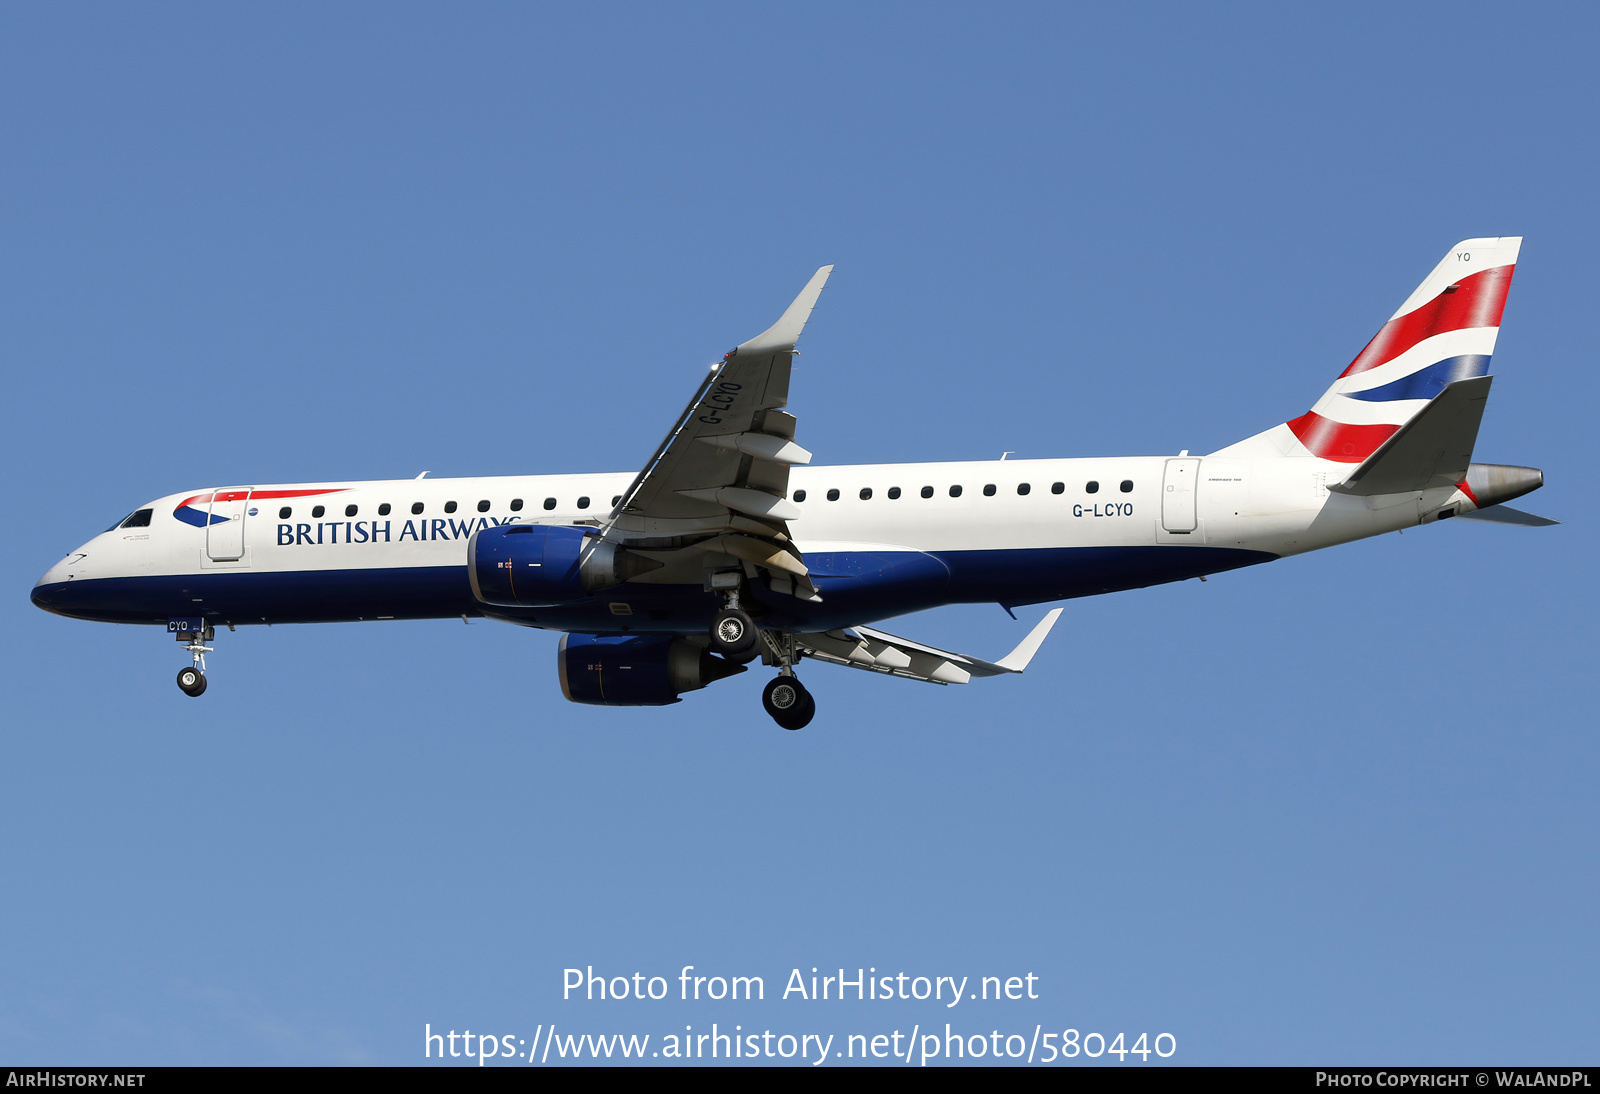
top-left (708, 574), bottom-right (815, 730)
top-left (756, 628), bottom-right (814, 730)
top-left (707, 574), bottom-right (760, 663)
top-left (761, 674), bottom-right (814, 731)
top-left (710, 606), bottom-right (759, 661)
top-left (173, 623), bottom-right (213, 697)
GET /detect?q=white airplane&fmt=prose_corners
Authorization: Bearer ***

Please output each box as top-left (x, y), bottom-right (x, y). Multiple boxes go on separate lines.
top-left (32, 238), bottom-right (1553, 728)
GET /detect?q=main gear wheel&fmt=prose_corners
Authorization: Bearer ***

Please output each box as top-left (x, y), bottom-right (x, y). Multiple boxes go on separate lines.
top-left (762, 675), bottom-right (815, 730)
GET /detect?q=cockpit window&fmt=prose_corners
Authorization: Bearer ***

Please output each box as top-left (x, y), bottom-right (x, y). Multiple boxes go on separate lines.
top-left (114, 509), bottom-right (152, 530)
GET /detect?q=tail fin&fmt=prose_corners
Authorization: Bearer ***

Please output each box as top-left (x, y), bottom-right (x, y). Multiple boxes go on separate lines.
top-left (1213, 237), bottom-right (1521, 461)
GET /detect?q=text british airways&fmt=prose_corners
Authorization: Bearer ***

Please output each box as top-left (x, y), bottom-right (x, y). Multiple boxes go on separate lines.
top-left (275, 517), bottom-right (520, 546)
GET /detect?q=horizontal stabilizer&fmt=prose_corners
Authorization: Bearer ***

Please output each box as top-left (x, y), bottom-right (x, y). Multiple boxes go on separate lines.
top-left (797, 609), bottom-right (1063, 686)
top-left (1456, 504), bottom-right (1560, 527)
top-left (1330, 376), bottom-right (1491, 496)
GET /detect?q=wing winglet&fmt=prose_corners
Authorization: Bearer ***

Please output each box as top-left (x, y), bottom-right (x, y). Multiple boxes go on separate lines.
top-left (736, 265), bottom-right (834, 356)
top-left (992, 608), bottom-right (1064, 672)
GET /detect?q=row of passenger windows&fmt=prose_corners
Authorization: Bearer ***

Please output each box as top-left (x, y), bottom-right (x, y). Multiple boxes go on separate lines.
top-left (278, 495), bottom-right (623, 520)
top-left (793, 480), bottom-right (1133, 503)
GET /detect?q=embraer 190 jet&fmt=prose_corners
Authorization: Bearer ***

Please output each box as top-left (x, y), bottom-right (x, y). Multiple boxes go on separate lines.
top-left (32, 238), bottom-right (1552, 728)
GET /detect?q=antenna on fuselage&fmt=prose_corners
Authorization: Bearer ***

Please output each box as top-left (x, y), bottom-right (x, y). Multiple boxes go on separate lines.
top-left (416, 471), bottom-right (430, 479)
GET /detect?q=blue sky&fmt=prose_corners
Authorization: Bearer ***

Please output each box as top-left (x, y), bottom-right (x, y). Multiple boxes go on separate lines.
top-left (2, 3), bottom-right (1594, 1066)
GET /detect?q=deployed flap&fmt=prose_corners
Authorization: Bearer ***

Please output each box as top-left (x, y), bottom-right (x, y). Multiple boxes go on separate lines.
top-left (1330, 376), bottom-right (1492, 496)
top-left (601, 267), bottom-right (832, 598)
top-left (797, 609), bottom-right (1063, 686)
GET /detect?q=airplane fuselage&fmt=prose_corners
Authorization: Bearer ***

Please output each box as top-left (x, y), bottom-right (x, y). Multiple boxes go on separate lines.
top-left (31, 453), bottom-right (1462, 636)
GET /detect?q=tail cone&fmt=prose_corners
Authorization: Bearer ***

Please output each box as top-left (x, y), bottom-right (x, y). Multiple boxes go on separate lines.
top-left (1465, 463), bottom-right (1544, 508)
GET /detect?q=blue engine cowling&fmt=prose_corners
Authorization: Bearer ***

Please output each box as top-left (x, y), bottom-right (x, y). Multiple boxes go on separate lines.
top-left (470, 524), bottom-right (608, 607)
top-left (558, 634), bottom-right (747, 706)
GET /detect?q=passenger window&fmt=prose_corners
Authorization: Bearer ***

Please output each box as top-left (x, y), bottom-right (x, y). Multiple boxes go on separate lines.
top-left (888, 486), bottom-right (901, 499)
top-left (510, 499), bottom-right (524, 512)
top-left (949, 485), bottom-right (963, 497)
top-left (1017, 483), bottom-right (1031, 495)
top-left (477, 500), bottom-right (490, 513)
top-left (543, 498), bottom-right (556, 510)
top-left (1051, 482), bottom-right (1064, 495)
top-left (827, 488), bottom-right (840, 501)
top-left (444, 501), bottom-right (458, 514)
top-left (921, 486), bottom-right (934, 498)
top-left (312, 505), bottom-right (325, 518)
top-left (860, 487), bottom-right (872, 500)
top-left (345, 504), bottom-right (358, 517)
top-left (278, 507), bottom-right (292, 520)
top-left (577, 496), bottom-right (590, 509)
top-left (1086, 481), bottom-right (1100, 494)
top-left (119, 509), bottom-right (153, 528)
top-left (982, 484), bottom-right (996, 496)
top-left (412, 502), bottom-right (425, 515)
top-left (378, 503), bottom-right (391, 516)
top-left (1120, 480), bottom-right (1134, 493)
top-left (794, 489), bottom-right (807, 502)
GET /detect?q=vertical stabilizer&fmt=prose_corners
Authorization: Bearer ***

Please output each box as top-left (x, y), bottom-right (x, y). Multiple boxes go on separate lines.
top-left (1213, 238), bottom-right (1520, 461)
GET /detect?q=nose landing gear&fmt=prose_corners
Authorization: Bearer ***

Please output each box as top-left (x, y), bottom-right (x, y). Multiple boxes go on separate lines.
top-left (171, 622), bottom-right (213, 698)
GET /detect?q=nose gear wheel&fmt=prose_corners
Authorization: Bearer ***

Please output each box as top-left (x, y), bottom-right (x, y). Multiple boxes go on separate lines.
top-left (176, 666), bottom-right (207, 697)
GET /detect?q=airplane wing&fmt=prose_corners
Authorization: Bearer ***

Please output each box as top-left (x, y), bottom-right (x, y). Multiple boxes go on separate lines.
top-left (601, 266), bottom-right (832, 597)
top-left (793, 609), bottom-right (1064, 685)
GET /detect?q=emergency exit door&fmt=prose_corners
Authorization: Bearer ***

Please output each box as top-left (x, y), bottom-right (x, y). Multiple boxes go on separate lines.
top-left (205, 488), bottom-right (252, 561)
top-left (1161, 459), bottom-right (1200, 533)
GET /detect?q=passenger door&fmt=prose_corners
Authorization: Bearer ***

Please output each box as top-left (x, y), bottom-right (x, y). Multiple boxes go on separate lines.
top-left (206, 488), bottom-right (252, 561)
top-left (1161, 459), bottom-right (1200, 534)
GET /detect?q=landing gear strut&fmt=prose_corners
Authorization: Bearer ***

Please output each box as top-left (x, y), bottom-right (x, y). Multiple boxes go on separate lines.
top-left (174, 623), bottom-right (213, 697)
top-left (757, 630), bottom-right (814, 729)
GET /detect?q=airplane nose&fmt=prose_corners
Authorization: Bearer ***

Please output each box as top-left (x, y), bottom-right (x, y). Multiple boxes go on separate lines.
top-left (31, 553), bottom-right (84, 615)
top-left (31, 573), bottom-right (62, 613)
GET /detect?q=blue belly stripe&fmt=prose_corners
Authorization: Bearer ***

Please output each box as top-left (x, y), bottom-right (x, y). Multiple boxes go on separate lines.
top-left (31, 545), bottom-right (1278, 632)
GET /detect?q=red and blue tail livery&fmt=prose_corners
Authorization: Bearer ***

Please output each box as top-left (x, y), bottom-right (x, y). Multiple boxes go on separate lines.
top-left (1222, 238), bottom-right (1521, 464)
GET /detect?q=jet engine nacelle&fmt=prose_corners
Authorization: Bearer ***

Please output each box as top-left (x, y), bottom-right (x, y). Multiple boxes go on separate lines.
top-left (469, 524), bottom-right (660, 607)
top-left (558, 633), bottom-right (747, 706)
